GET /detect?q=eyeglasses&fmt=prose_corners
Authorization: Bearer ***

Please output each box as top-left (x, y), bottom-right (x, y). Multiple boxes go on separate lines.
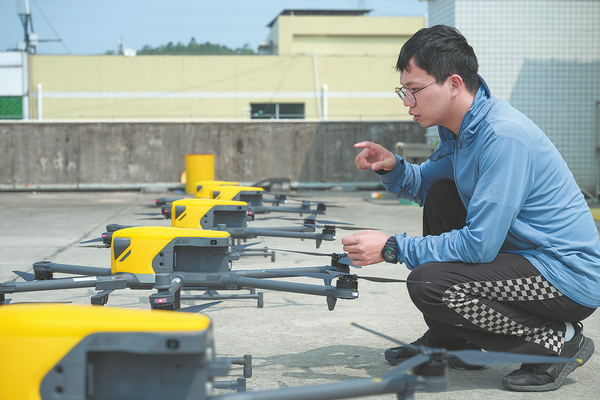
top-left (395, 75), bottom-right (451, 104)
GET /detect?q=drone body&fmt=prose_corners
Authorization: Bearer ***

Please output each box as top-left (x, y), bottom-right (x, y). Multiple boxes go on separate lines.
top-left (0, 303), bottom-right (231, 400)
top-left (195, 180), bottom-right (239, 199)
top-left (168, 198), bottom-right (336, 248)
top-left (3, 225), bottom-right (362, 310)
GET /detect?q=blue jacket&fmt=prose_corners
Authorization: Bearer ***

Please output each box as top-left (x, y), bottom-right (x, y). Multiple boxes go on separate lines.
top-left (380, 77), bottom-right (600, 308)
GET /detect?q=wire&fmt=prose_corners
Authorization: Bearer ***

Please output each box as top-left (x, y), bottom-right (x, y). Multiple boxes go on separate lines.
top-left (31, 0), bottom-right (71, 54)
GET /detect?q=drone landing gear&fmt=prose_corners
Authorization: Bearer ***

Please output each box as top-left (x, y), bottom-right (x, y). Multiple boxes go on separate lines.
top-left (181, 289), bottom-right (264, 308)
top-left (214, 354), bottom-right (253, 393)
top-left (237, 247), bottom-right (276, 262)
top-left (91, 289), bottom-right (114, 306)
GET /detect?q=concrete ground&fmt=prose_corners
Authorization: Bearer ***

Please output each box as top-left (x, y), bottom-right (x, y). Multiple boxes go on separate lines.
top-left (1, 189), bottom-right (599, 399)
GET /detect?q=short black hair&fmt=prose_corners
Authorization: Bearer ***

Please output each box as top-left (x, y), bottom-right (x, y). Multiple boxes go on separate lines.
top-left (396, 25), bottom-right (480, 94)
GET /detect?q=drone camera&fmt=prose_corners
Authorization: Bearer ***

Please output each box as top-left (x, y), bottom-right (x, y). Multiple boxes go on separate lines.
top-left (166, 339), bottom-right (180, 350)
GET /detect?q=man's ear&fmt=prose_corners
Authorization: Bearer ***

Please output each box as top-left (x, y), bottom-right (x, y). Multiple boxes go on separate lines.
top-left (449, 74), bottom-right (464, 99)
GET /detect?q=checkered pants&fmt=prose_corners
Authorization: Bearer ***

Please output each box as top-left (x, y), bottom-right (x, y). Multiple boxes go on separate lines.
top-left (406, 253), bottom-right (595, 355)
top-left (442, 271), bottom-right (565, 353)
top-left (410, 179), bottom-right (595, 355)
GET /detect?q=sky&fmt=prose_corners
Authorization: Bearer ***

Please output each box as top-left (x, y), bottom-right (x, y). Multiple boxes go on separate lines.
top-left (0, 0), bottom-right (428, 55)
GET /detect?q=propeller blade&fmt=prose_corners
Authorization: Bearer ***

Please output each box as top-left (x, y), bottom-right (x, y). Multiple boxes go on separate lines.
top-left (253, 216), bottom-right (289, 221)
top-left (274, 270), bottom-right (342, 280)
top-left (137, 217), bottom-right (167, 220)
top-left (79, 237), bottom-right (104, 244)
top-left (357, 276), bottom-right (430, 284)
top-left (269, 249), bottom-right (360, 269)
top-left (134, 212), bottom-right (162, 216)
top-left (449, 349), bottom-right (580, 367)
top-left (351, 322), bottom-right (580, 372)
top-left (271, 249), bottom-right (359, 268)
top-left (269, 248), bottom-right (332, 257)
top-left (301, 223), bottom-right (377, 231)
top-left (289, 198), bottom-right (339, 205)
top-left (232, 242), bottom-right (263, 251)
top-left (12, 270), bottom-right (36, 281)
top-left (78, 244), bottom-right (111, 248)
top-left (350, 322), bottom-right (415, 349)
top-left (282, 216), bottom-right (354, 226)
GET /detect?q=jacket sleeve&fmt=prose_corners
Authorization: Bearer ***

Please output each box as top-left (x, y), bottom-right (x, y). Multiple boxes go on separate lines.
top-left (396, 135), bottom-right (534, 269)
top-left (379, 153), bottom-right (455, 206)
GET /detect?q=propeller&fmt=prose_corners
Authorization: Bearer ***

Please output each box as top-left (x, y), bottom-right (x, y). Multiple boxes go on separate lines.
top-left (13, 270), bottom-right (36, 282)
top-left (79, 232), bottom-right (112, 248)
top-left (272, 268), bottom-right (428, 284)
top-left (288, 198), bottom-right (339, 206)
top-left (269, 249), bottom-right (358, 268)
top-left (275, 216), bottom-right (377, 231)
top-left (232, 242), bottom-right (264, 251)
top-left (350, 322), bottom-right (582, 377)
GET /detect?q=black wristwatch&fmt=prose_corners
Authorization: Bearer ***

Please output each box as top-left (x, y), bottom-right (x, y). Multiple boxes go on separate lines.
top-left (381, 235), bottom-right (398, 264)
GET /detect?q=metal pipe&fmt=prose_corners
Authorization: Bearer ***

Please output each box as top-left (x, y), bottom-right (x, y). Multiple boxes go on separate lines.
top-left (37, 83), bottom-right (43, 120)
top-left (313, 52), bottom-right (322, 119)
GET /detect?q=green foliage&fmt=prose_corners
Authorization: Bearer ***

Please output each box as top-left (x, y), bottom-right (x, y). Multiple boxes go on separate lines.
top-left (137, 37), bottom-right (256, 55)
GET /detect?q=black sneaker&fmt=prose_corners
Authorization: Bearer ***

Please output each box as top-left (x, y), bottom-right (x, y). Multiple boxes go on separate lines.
top-left (384, 334), bottom-right (485, 370)
top-left (502, 323), bottom-right (595, 392)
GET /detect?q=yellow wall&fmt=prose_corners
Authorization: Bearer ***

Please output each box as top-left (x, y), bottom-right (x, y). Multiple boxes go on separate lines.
top-left (27, 16), bottom-right (424, 121)
top-left (275, 15), bottom-right (424, 56)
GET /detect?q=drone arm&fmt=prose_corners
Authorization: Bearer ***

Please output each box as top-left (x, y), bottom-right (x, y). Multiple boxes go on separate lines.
top-left (258, 205), bottom-right (326, 215)
top-left (233, 266), bottom-right (335, 279)
top-left (33, 261), bottom-right (112, 277)
top-left (222, 275), bottom-right (331, 297)
top-left (0, 275), bottom-right (128, 294)
top-left (211, 373), bottom-right (418, 400)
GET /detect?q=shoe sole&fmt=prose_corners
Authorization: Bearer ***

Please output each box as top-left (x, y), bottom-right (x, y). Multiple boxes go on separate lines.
top-left (502, 337), bottom-right (595, 392)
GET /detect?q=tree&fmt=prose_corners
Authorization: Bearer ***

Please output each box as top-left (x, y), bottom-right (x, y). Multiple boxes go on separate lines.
top-left (135, 38), bottom-right (256, 55)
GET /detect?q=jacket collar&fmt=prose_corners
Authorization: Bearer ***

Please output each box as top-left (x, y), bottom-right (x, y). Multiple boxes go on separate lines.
top-left (429, 75), bottom-right (493, 161)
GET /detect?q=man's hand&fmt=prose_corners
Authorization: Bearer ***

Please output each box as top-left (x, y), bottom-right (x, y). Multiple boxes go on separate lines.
top-left (341, 230), bottom-right (391, 267)
top-left (354, 141), bottom-right (397, 172)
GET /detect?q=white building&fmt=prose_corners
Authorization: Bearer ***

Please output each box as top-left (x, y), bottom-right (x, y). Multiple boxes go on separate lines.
top-left (425, 0), bottom-right (600, 197)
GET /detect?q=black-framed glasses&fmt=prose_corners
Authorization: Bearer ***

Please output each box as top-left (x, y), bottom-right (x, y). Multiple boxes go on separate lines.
top-left (395, 75), bottom-right (451, 104)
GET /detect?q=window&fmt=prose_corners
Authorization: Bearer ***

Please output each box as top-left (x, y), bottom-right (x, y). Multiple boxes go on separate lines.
top-left (251, 103), bottom-right (304, 119)
top-left (0, 97), bottom-right (22, 119)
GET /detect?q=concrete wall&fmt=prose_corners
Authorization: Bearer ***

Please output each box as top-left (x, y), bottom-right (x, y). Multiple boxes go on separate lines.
top-left (0, 121), bottom-right (426, 190)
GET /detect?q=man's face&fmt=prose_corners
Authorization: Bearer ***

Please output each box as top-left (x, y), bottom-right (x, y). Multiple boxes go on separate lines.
top-left (399, 58), bottom-right (451, 128)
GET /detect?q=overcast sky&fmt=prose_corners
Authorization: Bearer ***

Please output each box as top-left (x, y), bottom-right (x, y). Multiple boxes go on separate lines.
top-left (0, 0), bottom-right (428, 55)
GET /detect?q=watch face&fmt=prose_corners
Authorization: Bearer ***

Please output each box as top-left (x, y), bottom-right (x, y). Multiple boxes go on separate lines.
top-left (382, 248), bottom-right (396, 262)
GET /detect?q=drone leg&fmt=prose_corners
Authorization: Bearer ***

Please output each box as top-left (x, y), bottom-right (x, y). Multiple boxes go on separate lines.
top-left (223, 354), bottom-right (252, 378)
top-left (326, 295), bottom-right (337, 311)
top-left (91, 289), bottom-right (114, 306)
top-left (214, 377), bottom-right (247, 393)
